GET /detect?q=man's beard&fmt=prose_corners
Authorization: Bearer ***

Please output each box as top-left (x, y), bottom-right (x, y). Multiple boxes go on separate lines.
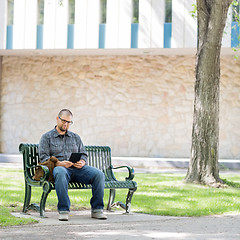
top-left (59, 126), bottom-right (67, 133)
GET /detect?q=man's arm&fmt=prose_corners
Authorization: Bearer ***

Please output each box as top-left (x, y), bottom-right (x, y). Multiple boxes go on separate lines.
top-left (39, 134), bottom-right (51, 163)
top-left (78, 137), bottom-right (88, 163)
top-left (71, 135), bottom-right (88, 169)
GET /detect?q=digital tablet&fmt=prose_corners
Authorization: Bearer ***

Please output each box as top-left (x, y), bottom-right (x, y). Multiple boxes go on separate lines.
top-left (68, 153), bottom-right (82, 163)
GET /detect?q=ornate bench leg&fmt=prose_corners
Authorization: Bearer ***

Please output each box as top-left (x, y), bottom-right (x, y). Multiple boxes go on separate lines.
top-left (125, 187), bottom-right (137, 214)
top-left (40, 182), bottom-right (52, 217)
top-left (107, 189), bottom-right (116, 211)
top-left (23, 181), bottom-right (31, 214)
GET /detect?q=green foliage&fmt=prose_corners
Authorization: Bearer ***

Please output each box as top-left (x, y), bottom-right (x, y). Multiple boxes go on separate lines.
top-left (232, 0), bottom-right (240, 21)
top-left (68, 0), bottom-right (75, 24)
top-left (100, 0), bottom-right (107, 24)
top-left (132, 0), bottom-right (139, 23)
top-left (165, 0), bottom-right (172, 23)
top-left (231, 1), bottom-right (240, 52)
top-left (58, 0), bottom-right (63, 6)
top-left (190, 4), bottom-right (197, 19)
top-left (7, 0), bottom-right (14, 25)
top-left (37, 0), bottom-right (44, 25)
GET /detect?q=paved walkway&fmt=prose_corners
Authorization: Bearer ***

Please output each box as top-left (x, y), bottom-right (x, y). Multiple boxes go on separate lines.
top-left (1, 210), bottom-right (240, 240)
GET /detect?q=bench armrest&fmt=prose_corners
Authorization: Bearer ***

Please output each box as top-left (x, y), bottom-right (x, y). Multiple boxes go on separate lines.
top-left (112, 165), bottom-right (135, 180)
top-left (34, 165), bottom-right (50, 182)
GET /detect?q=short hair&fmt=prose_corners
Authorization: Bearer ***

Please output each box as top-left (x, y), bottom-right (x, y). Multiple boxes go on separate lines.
top-left (58, 109), bottom-right (73, 118)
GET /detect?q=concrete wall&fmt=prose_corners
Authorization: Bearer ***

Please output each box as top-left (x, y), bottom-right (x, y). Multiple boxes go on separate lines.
top-left (0, 54), bottom-right (240, 159)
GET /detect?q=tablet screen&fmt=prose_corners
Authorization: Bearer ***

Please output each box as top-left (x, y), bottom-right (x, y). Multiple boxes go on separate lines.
top-left (68, 153), bottom-right (82, 163)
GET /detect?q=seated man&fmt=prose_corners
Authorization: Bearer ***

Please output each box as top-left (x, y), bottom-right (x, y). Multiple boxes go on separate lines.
top-left (39, 109), bottom-right (107, 221)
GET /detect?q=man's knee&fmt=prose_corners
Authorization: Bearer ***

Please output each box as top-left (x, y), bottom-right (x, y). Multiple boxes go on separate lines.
top-left (95, 170), bottom-right (105, 182)
top-left (53, 166), bottom-right (68, 180)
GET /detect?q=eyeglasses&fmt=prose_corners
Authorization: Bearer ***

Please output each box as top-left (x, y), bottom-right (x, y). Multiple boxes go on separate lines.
top-left (58, 116), bottom-right (73, 125)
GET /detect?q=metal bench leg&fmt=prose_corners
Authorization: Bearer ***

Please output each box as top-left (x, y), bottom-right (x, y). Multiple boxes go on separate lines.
top-left (107, 189), bottom-right (116, 211)
top-left (125, 187), bottom-right (137, 214)
top-left (40, 182), bottom-right (52, 217)
top-left (39, 192), bottom-right (50, 217)
top-left (23, 181), bottom-right (31, 214)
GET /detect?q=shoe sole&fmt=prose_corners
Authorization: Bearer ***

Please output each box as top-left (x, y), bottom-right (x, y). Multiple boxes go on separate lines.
top-left (59, 218), bottom-right (68, 221)
top-left (91, 215), bottom-right (107, 220)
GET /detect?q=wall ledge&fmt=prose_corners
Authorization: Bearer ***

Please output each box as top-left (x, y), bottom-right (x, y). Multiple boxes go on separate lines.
top-left (0, 48), bottom-right (199, 57)
top-left (0, 48), bottom-right (237, 57)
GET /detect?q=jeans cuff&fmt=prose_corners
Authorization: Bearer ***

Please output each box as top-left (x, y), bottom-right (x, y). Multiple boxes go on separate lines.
top-left (92, 209), bottom-right (103, 213)
top-left (59, 210), bottom-right (70, 214)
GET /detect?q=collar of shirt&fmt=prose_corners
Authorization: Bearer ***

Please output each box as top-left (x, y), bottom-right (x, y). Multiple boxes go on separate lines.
top-left (52, 126), bottom-right (73, 138)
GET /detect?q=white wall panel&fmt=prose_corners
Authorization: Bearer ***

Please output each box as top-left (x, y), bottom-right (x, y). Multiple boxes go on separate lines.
top-left (138, 0), bottom-right (151, 48)
top-left (151, 0), bottom-right (164, 48)
top-left (86, 0), bottom-right (100, 48)
top-left (222, 7), bottom-right (232, 48)
top-left (139, 0), bottom-right (164, 48)
top-left (118, 0), bottom-right (132, 48)
top-left (0, 0), bottom-right (7, 49)
top-left (24, 0), bottom-right (37, 49)
top-left (13, 0), bottom-right (26, 49)
top-left (43, 0), bottom-right (56, 48)
top-left (43, 0), bottom-right (68, 49)
top-left (106, 0), bottom-right (119, 48)
top-left (13, 0), bottom-right (37, 49)
top-left (171, 0), bottom-right (184, 48)
top-left (106, 0), bottom-right (132, 48)
top-left (55, 0), bottom-right (68, 48)
top-left (74, 0), bottom-right (87, 48)
top-left (172, 0), bottom-right (197, 48)
top-left (75, 0), bottom-right (100, 49)
top-left (184, 0), bottom-right (197, 48)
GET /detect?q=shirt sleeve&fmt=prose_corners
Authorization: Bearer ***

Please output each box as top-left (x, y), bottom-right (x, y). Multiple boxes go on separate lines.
top-left (78, 136), bottom-right (88, 163)
top-left (39, 133), bottom-right (51, 163)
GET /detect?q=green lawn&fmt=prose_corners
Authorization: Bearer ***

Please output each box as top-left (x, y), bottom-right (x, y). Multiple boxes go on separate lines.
top-left (1, 167), bottom-right (240, 227)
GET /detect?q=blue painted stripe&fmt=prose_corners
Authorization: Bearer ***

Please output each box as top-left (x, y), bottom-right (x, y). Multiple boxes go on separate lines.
top-left (231, 22), bottom-right (240, 48)
top-left (67, 24), bottom-right (74, 49)
top-left (164, 23), bottom-right (172, 48)
top-left (131, 23), bottom-right (138, 48)
top-left (37, 25), bottom-right (43, 49)
top-left (99, 24), bottom-right (106, 48)
top-left (6, 25), bottom-right (13, 49)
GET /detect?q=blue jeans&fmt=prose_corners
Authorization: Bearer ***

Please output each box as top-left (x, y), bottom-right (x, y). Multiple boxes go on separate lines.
top-left (53, 165), bottom-right (105, 212)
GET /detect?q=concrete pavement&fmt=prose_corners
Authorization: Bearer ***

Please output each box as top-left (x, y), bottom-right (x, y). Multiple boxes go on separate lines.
top-left (1, 210), bottom-right (240, 239)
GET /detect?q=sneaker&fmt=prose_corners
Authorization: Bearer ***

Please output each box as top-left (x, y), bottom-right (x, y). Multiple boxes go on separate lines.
top-left (91, 211), bottom-right (107, 220)
top-left (59, 211), bottom-right (69, 221)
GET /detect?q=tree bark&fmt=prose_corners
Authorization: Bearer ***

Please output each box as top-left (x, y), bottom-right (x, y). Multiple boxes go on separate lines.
top-left (185, 0), bottom-right (233, 186)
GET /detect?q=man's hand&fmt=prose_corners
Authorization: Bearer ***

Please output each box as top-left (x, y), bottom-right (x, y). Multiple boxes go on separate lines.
top-left (73, 159), bottom-right (86, 169)
top-left (56, 160), bottom-right (73, 168)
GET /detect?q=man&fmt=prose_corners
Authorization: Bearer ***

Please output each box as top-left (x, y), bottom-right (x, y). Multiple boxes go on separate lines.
top-left (39, 109), bottom-right (107, 221)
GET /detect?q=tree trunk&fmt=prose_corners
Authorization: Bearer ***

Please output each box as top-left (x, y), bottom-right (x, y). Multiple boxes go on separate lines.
top-left (185, 0), bottom-right (233, 186)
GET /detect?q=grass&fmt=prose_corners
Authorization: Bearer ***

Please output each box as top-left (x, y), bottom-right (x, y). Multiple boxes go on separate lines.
top-left (134, 173), bottom-right (240, 216)
top-left (0, 206), bottom-right (38, 227)
top-left (1, 167), bottom-right (240, 227)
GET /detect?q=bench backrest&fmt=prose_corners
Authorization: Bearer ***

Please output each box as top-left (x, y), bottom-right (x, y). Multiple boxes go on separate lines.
top-left (19, 143), bottom-right (115, 181)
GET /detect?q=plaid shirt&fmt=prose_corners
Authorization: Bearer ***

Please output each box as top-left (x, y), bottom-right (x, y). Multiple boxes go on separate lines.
top-left (39, 127), bottom-right (88, 163)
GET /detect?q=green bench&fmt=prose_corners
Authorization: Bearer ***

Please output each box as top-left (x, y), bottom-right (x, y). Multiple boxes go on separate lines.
top-left (19, 143), bottom-right (137, 217)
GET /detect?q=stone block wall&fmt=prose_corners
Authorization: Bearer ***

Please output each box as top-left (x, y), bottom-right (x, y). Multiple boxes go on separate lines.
top-left (0, 54), bottom-right (240, 159)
